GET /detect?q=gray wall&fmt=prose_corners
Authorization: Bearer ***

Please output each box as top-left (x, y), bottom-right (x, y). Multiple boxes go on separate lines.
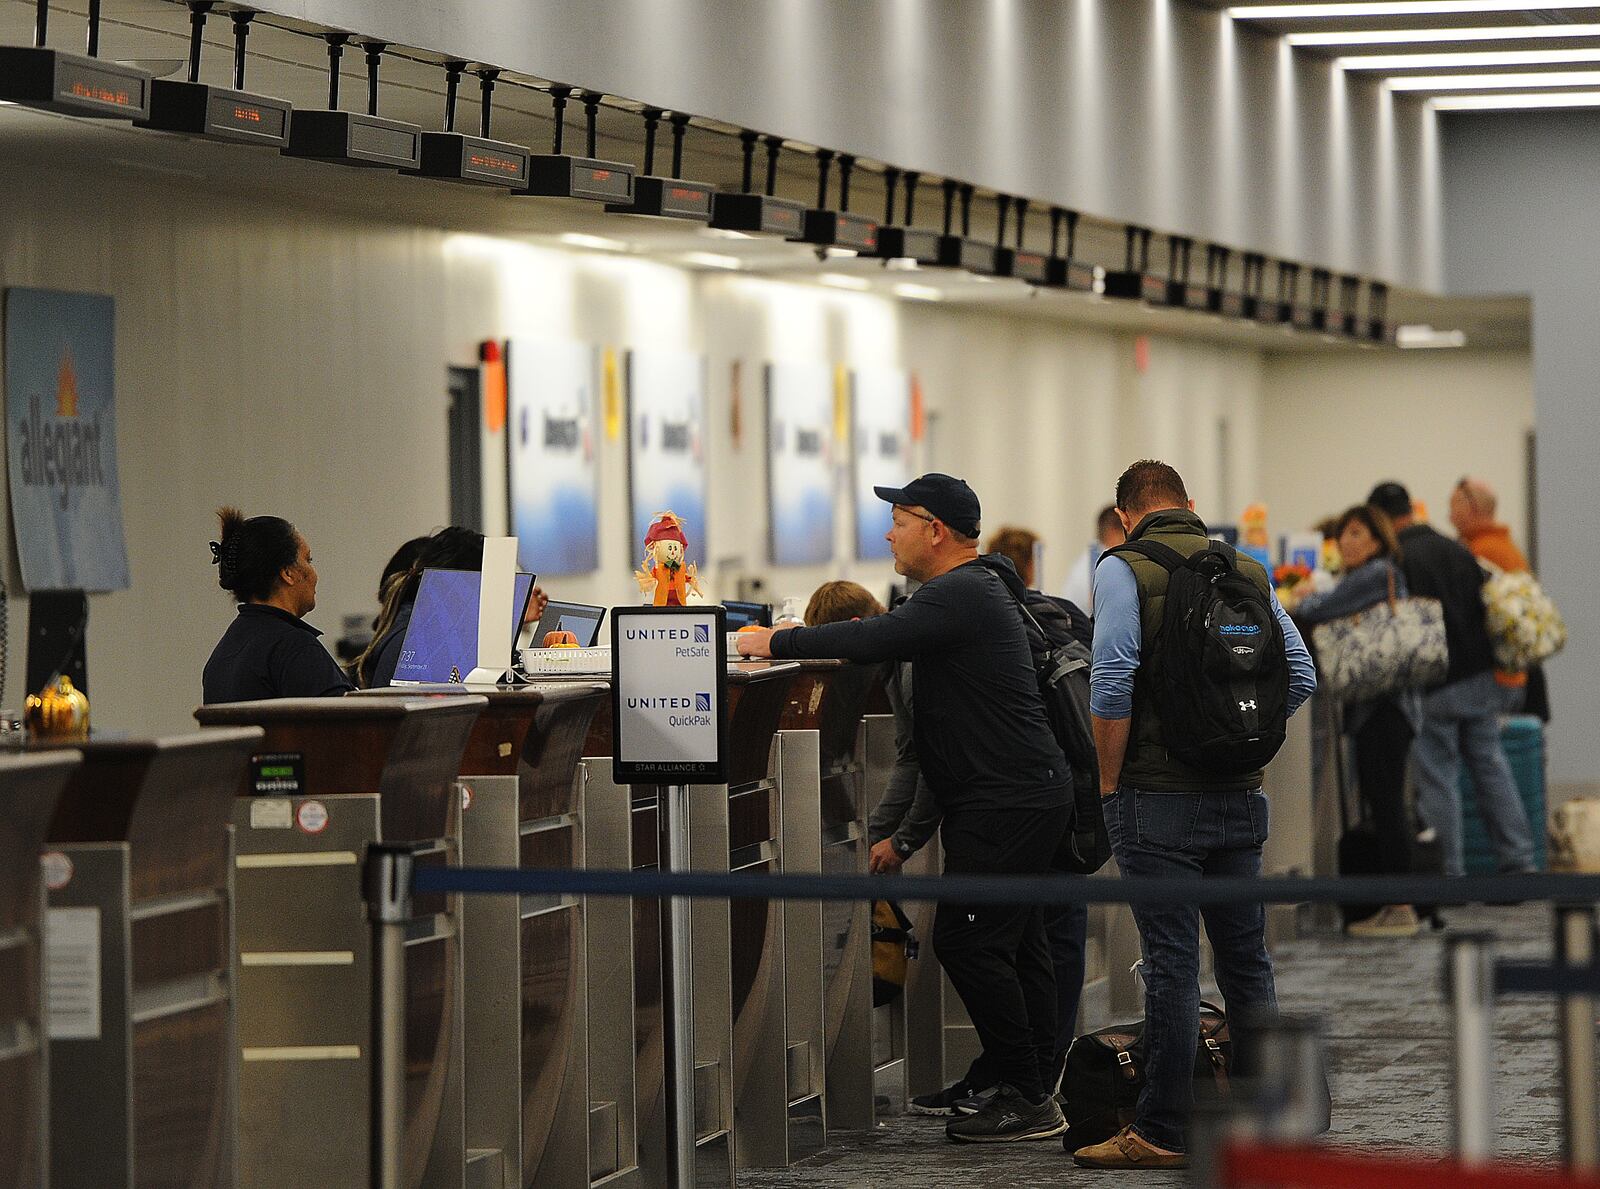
top-left (260, 0), bottom-right (1441, 288)
top-left (1442, 111), bottom-right (1598, 790)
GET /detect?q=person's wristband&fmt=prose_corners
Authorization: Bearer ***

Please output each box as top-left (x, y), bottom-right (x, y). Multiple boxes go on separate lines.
top-left (893, 837), bottom-right (913, 859)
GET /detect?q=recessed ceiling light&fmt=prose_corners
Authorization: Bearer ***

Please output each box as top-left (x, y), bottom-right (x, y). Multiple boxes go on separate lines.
top-left (1341, 48), bottom-right (1600, 70)
top-left (823, 247), bottom-right (860, 260)
top-left (1290, 23), bottom-right (1600, 47)
top-left (892, 282), bottom-right (943, 302)
top-left (820, 274), bottom-right (871, 291)
top-left (680, 251), bottom-right (742, 270)
top-left (1396, 324), bottom-right (1468, 348)
top-left (1233, 1), bottom-right (1600, 17)
top-left (559, 232), bottom-right (627, 252)
top-left (701, 227), bottom-right (755, 241)
top-left (1431, 89), bottom-right (1600, 108)
top-left (1389, 69), bottom-right (1600, 91)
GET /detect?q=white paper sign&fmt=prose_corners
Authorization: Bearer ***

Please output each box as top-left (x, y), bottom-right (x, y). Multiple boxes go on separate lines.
top-left (612, 607), bottom-right (727, 783)
top-left (46, 906), bottom-right (101, 1040)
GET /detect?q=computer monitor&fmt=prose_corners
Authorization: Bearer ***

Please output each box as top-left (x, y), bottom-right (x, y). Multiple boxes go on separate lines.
top-left (722, 600), bottom-right (772, 630)
top-left (390, 568), bottom-right (535, 685)
top-left (534, 600), bottom-right (607, 647)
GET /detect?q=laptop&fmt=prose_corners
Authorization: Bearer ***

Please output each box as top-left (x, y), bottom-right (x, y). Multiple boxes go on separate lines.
top-left (722, 600), bottom-right (772, 630)
top-left (533, 599), bottom-right (607, 648)
top-left (390, 568), bottom-right (536, 685)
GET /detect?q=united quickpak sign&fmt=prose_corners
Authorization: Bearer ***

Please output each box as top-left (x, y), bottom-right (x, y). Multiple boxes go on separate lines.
top-left (611, 605), bottom-right (727, 784)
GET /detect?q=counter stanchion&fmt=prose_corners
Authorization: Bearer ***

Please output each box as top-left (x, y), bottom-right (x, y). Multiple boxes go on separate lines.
top-left (365, 843), bottom-right (413, 1189)
top-left (1446, 932), bottom-right (1497, 1163)
top-left (664, 782), bottom-right (697, 1189)
top-left (1555, 904), bottom-right (1600, 1170)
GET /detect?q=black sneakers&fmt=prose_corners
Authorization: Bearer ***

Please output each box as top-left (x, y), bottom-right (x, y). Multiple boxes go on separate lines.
top-left (908, 1078), bottom-right (985, 1117)
top-left (945, 1084), bottom-right (1067, 1143)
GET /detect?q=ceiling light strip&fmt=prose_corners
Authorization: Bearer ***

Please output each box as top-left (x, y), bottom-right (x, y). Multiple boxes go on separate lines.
top-left (1431, 89), bottom-right (1600, 108)
top-left (1232, 1), bottom-right (1600, 18)
top-left (1389, 70), bottom-right (1600, 91)
top-left (1290, 24), bottom-right (1600, 47)
top-left (1341, 48), bottom-right (1600, 70)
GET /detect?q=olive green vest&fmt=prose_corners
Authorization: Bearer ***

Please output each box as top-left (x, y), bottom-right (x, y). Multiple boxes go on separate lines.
top-left (1116, 508), bottom-right (1274, 793)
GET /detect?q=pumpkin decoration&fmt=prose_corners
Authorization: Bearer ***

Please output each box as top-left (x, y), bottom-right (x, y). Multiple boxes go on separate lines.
top-left (25, 674), bottom-right (90, 740)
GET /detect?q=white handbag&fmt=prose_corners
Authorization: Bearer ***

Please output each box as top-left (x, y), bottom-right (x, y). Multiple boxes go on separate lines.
top-left (1310, 570), bottom-right (1449, 703)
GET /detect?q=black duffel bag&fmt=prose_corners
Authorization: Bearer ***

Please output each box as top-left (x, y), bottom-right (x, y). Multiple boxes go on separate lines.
top-left (1059, 1001), bottom-right (1232, 1149)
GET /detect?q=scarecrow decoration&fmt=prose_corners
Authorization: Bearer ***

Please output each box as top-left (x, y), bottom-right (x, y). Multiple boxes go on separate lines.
top-left (635, 511), bottom-right (704, 606)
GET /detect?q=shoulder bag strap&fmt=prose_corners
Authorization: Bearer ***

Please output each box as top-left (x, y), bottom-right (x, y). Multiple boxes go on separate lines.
top-left (1108, 538), bottom-right (1189, 573)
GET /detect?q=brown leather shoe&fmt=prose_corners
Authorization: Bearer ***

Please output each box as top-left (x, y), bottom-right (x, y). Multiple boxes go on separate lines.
top-left (1072, 1125), bottom-right (1190, 1169)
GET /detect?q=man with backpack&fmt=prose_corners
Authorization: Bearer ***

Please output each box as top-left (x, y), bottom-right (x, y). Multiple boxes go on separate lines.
top-left (736, 472), bottom-right (1074, 1143)
top-left (1073, 461), bottom-right (1316, 1170)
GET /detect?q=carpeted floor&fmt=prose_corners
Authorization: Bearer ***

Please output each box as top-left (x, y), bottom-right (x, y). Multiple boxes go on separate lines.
top-left (741, 903), bottom-right (1571, 1187)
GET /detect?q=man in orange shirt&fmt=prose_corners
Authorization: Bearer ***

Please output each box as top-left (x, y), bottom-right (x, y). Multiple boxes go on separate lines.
top-left (1449, 476), bottom-right (1530, 712)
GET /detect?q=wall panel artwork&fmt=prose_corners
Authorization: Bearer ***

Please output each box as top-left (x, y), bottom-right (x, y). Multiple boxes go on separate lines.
top-left (627, 349), bottom-right (709, 556)
top-left (507, 339), bottom-right (600, 574)
top-left (765, 361), bottom-right (835, 567)
top-left (851, 367), bottom-right (911, 561)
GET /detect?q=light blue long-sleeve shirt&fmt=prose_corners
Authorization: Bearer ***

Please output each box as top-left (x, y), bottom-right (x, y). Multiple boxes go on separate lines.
top-left (1089, 553), bottom-right (1317, 720)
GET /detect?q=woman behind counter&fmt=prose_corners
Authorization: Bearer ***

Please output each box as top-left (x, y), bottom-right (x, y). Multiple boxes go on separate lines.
top-left (202, 507), bottom-right (355, 704)
top-left (1293, 503), bottom-right (1424, 940)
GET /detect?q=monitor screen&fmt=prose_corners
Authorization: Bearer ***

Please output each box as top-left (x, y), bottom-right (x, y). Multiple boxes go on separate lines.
top-left (390, 568), bottom-right (535, 685)
top-left (722, 600), bottom-right (772, 630)
top-left (534, 600), bottom-right (607, 648)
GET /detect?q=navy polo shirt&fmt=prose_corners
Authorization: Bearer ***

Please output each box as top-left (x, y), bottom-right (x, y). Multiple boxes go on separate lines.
top-left (202, 604), bottom-right (355, 704)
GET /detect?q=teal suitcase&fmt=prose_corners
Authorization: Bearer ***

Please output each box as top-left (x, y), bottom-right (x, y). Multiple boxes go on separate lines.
top-left (1461, 714), bottom-right (1546, 874)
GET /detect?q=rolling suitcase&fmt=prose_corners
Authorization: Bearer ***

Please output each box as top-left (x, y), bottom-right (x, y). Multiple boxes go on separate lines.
top-left (1460, 714), bottom-right (1546, 874)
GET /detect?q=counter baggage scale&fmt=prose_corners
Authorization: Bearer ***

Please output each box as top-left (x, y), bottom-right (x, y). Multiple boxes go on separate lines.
top-left (353, 681), bottom-right (610, 1188)
top-left (38, 730), bottom-right (264, 1188)
top-left (0, 750), bottom-right (79, 1189)
top-left (194, 696), bottom-right (484, 1189)
top-left (775, 660), bottom-right (893, 1138)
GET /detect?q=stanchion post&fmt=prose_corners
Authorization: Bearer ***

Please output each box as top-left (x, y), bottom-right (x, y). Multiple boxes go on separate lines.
top-left (364, 843), bottom-right (415, 1189)
top-left (1445, 932), bottom-right (1497, 1164)
top-left (665, 784), bottom-right (696, 1189)
top-left (1557, 903), bottom-right (1600, 1170)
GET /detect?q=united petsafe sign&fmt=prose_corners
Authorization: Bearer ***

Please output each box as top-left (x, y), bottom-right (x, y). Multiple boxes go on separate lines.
top-left (4, 288), bottom-right (130, 591)
top-left (612, 605), bottom-right (727, 784)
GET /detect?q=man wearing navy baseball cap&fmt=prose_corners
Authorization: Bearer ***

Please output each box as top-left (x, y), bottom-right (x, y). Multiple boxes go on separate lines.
top-left (739, 473), bottom-right (1073, 1143)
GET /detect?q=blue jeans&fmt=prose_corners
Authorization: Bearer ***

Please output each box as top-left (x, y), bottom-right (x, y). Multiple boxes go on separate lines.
top-left (1105, 788), bottom-right (1278, 1153)
top-left (1413, 670), bottom-right (1536, 877)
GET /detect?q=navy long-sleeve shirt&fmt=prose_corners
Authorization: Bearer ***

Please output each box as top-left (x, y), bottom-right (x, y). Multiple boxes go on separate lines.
top-left (203, 604), bottom-right (354, 704)
top-left (769, 560), bottom-right (1069, 813)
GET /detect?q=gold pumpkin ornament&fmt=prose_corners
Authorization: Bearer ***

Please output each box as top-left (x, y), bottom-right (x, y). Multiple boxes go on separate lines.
top-left (25, 674), bottom-right (90, 740)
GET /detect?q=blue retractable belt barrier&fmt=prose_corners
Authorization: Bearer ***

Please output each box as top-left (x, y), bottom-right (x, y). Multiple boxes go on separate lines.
top-left (410, 865), bottom-right (1600, 909)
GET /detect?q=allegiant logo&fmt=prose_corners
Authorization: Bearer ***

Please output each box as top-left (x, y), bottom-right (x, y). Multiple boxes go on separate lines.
top-left (15, 352), bottom-right (108, 509)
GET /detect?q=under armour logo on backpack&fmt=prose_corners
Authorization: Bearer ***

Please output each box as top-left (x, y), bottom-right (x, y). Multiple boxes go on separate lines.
top-left (1239, 699), bottom-right (1257, 711)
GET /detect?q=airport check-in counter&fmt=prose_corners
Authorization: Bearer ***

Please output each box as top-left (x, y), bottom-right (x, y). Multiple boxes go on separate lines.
top-left (354, 682), bottom-right (609, 1189)
top-left (774, 660), bottom-right (885, 1141)
top-left (0, 750), bottom-right (79, 1189)
top-left (573, 660), bottom-right (799, 1184)
top-left (39, 730), bottom-right (264, 1188)
top-left (194, 696), bottom-right (484, 1189)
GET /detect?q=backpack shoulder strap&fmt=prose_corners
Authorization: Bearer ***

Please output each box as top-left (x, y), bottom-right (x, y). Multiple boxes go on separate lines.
top-left (975, 556), bottom-right (1051, 642)
top-left (1107, 538), bottom-right (1190, 573)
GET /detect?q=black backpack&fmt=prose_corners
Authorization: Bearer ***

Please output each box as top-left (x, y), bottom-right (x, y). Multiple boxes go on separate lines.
top-left (1110, 539), bottom-right (1289, 775)
top-left (979, 556), bottom-right (1111, 874)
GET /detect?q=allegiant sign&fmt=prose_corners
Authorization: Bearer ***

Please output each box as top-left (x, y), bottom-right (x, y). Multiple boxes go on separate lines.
top-left (4, 288), bottom-right (130, 591)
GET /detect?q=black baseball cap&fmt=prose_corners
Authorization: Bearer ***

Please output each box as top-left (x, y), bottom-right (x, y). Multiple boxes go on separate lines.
top-left (874, 473), bottom-right (982, 538)
top-left (1367, 481), bottom-right (1412, 520)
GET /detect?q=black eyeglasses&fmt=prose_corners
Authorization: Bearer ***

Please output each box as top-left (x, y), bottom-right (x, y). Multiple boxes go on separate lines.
top-left (894, 508), bottom-right (937, 527)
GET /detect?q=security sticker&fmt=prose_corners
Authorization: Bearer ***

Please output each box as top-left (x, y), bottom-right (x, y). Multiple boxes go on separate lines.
top-left (296, 800), bottom-right (330, 834)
